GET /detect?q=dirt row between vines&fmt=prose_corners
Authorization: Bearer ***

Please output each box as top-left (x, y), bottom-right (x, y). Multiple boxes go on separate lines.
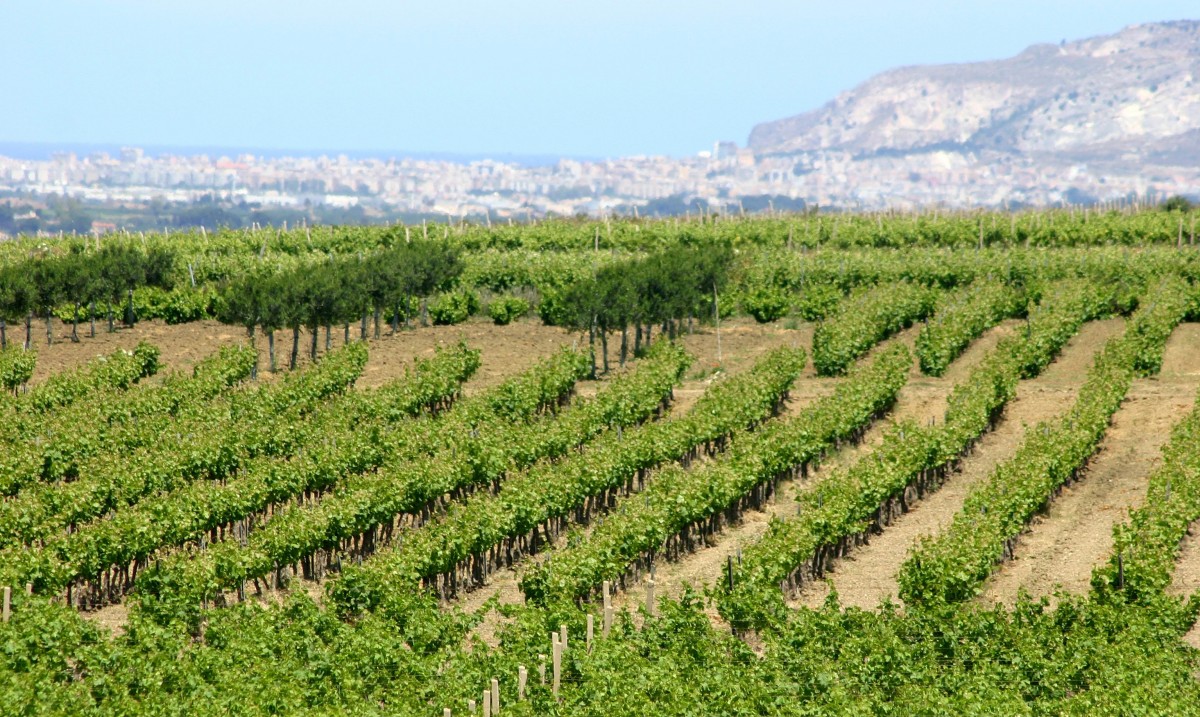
top-left (455, 321), bottom-right (815, 646)
top-left (979, 323), bottom-right (1200, 607)
top-left (591, 324), bottom-right (965, 623)
top-left (64, 317), bottom-right (807, 637)
top-left (72, 316), bottom-right (582, 636)
top-left (10, 317), bottom-right (574, 393)
top-left (791, 319), bottom-right (1125, 610)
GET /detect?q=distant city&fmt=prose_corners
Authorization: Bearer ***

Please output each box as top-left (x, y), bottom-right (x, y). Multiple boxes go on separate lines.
top-left (1, 140), bottom-right (1196, 237)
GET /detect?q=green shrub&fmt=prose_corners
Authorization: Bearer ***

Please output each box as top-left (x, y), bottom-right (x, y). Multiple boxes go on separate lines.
top-left (742, 286), bottom-right (790, 323)
top-left (536, 289), bottom-right (574, 326)
top-left (429, 290), bottom-right (480, 325)
top-left (1161, 195), bottom-right (1193, 212)
top-left (488, 296), bottom-right (529, 325)
top-left (0, 347), bottom-right (36, 392)
top-left (795, 284), bottom-right (844, 321)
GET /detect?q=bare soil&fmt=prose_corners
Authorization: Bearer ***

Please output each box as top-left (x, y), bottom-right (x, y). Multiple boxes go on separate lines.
top-left (981, 322), bottom-right (1200, 607)
top-left (436, 318), bottom-right (813, 645)
top-left (795, 319), bottom-right (1124, 610)
top-left (59, 315), bottom-right (1200, 652)
top-left (599, 326), bottom-right (927, 620)
top-left (84, 601), bottom-right (130, 637)
top-left (670, 320), bottom-right (815, 417)
top-left (12, 316), bottom-right (589, 394)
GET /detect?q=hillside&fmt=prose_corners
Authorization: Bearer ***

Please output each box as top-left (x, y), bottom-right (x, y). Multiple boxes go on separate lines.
top-left (749, 20), bottom-right (1200, 164)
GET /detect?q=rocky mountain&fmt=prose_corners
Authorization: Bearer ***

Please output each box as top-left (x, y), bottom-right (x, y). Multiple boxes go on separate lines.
top-left (748, 20), bottom-right (1200, 164)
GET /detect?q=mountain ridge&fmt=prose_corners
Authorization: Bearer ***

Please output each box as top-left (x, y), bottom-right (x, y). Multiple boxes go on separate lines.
top-left (748, 20), bottom-right (1200, 165)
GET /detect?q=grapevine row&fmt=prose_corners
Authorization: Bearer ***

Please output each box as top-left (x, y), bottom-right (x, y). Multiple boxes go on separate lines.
top-left (0, 342), bottom-right (496, 598)
top-left (0, 344), bottom-right (256, 496)
top-left (0, 345), bottom-right (35, 394)
top-left (0, 342), bottom-right (372, 548)
top-left (915, 280), bottom-right (1026, 375)
top-left (136, 343), bottom-right (690, 613)
top-left (520, 344), bottom-right (911, 606)
top-left (897, 276), bottom-right (1192, 606)
top-left (717, 279), bottom-right (1117, 628)
top-left (1091, 383), bottom-right (1200, 602)
top-left (811, 282), bottom-right (938, 376)
top-left (0, 342), bottom-right (160, 421)
top-left (327, 345), bottom-right (807, 615)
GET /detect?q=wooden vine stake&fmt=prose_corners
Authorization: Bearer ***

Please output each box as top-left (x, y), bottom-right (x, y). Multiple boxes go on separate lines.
top-left (551, 633), bottom-right (562, 697)
top-left (468, 701), bottom-right (476, 715)
top-left (646, 579), bottom-right (656, 616)
top-left (538, 655), bottom-right (547, 685)
top-left (518, 666), bottom-right (527, 700)
top-left (482, 689), bottom-right (491, 717)
top-left (714, 282), bottom-right (722, 364)
top-left (2, 586), bottom-right (9, 622)
top-left (560, 624), bottom-right (568, 653)
top-left (491, 678), bottom-right (500, 714)
top-left (602, 580), bottom-right (613, 637)
top-left (444, 709), bottom-right (452, 717)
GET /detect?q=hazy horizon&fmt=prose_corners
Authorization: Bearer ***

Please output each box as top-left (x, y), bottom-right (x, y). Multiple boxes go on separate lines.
top-left (4, 1), bottom-right (1198, 159)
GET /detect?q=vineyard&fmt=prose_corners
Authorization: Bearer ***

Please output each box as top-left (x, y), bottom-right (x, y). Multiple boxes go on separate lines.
top-left (2, 208), bottom-right (1200, 715)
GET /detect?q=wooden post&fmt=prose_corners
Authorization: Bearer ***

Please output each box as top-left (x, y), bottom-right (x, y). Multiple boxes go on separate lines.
top-left (518, 666), bottom-right (527, 700)
top-left (552, 634), bottom-right (562, 697)
top-left (25, 582), bottom-right (32, 596)
top-left (586, 614), bottom-right (594, 653)
top-left (491, 678), bottom-right (500, 714)
top-left (444, 709), bottom-right (452, 717)
top-left (468, 701), bottom-right (476, 715)
top-left (482, 690), bottom-right (491, 717)
top-left (713, 282), bottom-right (722, 364)
top-left (2, 586), bottom-right (9, 622)
top-left (604, 582), bottom-right (614, 637)
top-left (560, 624), bottom-right (568, 653)
top-left (538, 655), bottom-right (547, 685)
top-left (646, 579), bottom-right (656, 616)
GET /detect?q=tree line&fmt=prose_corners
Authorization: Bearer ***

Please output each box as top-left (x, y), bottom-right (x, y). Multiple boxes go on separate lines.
top-left (555, 245), bottom-right (732, 373)
top-left (0, 245), bottom-right (174, 350)
top-left (215, 239), bottom-right (463, 372)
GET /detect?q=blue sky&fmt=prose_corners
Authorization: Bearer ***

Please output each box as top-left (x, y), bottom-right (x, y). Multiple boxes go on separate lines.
top-left (3, 1), bottom-right (1196, 158)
